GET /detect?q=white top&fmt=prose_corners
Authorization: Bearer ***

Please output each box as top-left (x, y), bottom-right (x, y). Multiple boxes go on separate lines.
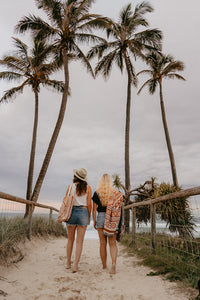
top-left (71, 183), bottom-right (87, 206)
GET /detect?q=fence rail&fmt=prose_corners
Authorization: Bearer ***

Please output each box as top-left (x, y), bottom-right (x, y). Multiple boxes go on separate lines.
top-left (0, 191), bottom-right (59, 239)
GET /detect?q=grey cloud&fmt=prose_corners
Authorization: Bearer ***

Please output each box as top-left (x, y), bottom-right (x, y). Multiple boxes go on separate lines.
top-left (0, 0), bottom-right (200, 205)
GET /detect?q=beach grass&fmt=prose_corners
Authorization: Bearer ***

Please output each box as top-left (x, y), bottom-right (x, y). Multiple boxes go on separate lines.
top-left (0, 216), bottom-right (67, 264)
top-left (121, 233), bottom-right (200, 290)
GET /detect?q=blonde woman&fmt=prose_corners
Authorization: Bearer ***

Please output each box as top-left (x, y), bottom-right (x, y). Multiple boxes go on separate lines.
top-left (65, 168), bottom-right (92, 273)
top-left (92, 174), bottom-right (123, 274)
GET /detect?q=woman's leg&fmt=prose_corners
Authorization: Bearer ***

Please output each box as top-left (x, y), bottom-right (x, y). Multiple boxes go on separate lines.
top-left (97, 228), bottom-right (107, 269)
top-left (66, 225), bottom-right (76, 269)
top-left (73, 225), bottom-right (87, 272)
top-left (108, 235), bottom-right (117, 274)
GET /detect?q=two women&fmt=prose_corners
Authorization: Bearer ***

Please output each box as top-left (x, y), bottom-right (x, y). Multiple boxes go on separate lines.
top-left (64, 169), bottom-right (123, 274)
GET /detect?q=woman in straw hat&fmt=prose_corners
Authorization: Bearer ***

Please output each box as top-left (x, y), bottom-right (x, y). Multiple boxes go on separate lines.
top-left (92, 174), bottom-right (123, 274)
top-left (65, 168), bottom-right (92, 272)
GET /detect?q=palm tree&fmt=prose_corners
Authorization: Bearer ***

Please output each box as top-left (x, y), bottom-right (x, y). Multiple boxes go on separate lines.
top-left (16, 0), bottom-right (108, 205)
top-left (137, 51), bottom-right (185, 187)
top-left (0, 38), bottom-right (64, 217)
top-left (87, 2), bottom-right (162, 231)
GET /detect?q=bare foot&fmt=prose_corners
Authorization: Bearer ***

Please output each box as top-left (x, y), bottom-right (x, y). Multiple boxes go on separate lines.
top-left (72, 266), bottom-right (78, 273)
top-left (109, 264), bottom-right (116, 274)
top-left (103, 265), bottom-right (107, 270)
top-left (66, 264), bottom-right (71, 269)
top-left (66, 261), bottom-right (71, 269)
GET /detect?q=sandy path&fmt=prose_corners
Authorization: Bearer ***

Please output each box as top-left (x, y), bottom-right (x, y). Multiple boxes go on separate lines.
top-left (0, 237), bottom-right (193, 300)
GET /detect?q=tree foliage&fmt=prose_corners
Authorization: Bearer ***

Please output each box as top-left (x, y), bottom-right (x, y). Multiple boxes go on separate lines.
top-left (135, 180), bottom-right (195, 237)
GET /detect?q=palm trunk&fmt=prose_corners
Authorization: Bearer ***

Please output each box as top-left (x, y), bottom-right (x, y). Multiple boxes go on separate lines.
top-left (30, 49), bottom-right (69, 204)
top-left (159, 81), bottom-right (178, 187)
top-left (24, 91), bottom-right (39, 218)
top-left (124, 52), bottom-right (132, 232)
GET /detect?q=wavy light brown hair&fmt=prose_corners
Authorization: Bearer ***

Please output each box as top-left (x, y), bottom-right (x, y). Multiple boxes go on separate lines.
top-left (73, 176), bottom-right (87, 196)
top-left (96, 174), bottom-right (113, 206)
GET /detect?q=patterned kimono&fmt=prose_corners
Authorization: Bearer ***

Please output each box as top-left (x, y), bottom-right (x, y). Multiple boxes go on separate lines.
top-left (103, 189), bottom-right (123, 237)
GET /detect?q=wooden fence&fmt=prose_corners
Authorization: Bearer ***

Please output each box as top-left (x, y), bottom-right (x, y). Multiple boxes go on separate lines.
top-left (0, 191), bottom-right (59, 240)
top-left (123, 186), bottom-right (200, 285)
top-left (124, 186), bottom-right (200, 253)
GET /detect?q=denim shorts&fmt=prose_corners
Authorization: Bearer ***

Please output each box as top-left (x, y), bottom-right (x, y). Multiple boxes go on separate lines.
top-left (66, 206), bottom-right (89, 226)
top-left (96, 212), bottom-right (106, 228)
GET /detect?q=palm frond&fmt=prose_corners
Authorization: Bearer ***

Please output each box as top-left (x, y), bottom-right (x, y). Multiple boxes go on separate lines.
top-left (41, 79), bottom-right (64, 92)
top-left (148, 78), bottom-right (158, 94)
top-left (128, 17), bottom-right (149, 33)
top-left (42, 0), bottom-right (63, 28)
top-left (73, 43), bottom-right (94, 77)
top-left (134, 28), bottom-right (162, 50)
top-left (75, 33), bottom-right (106, 45)
top-left (137, 69), bottom-right (152, 76)
top-left (112, 174), bottom-right (126, 192)
top-left (124, 53), bottom-right (137, 86)
top-left (77, 16), bottom-right (111, 32)
top-left (87, 42), bottom-right (108, 60)
top-left (32, 40), bottom-right (54, 67)
top-left (133, 1), bottom-right (153, 19)
top-left (12, 38), bottom-right (30, 66)
top-left (120, 3), bottom-right (132, 25)
top-left (16, 15), bottom-right (58, 41)
top-left (0, 81), bottom-right (28, 103)
top-left (137, 78), bottom-right (152, 94)
top-left (115, 50), bottom-right (124, 71)
top-left (95, 49), bottom-right (117, 78)
top-left (87, 40), bottom-right (119, 60)
top-left (128, 40), bottom-right (145, 61)
top-left (76, 0), bottom-right (95, 17)
top-left (0, 56), bottom-right (27, 73)
top-left (162, 61), bottom-right (185, 76)
top-left (165, 73), bottom-right (186, 81)
top-left (36, 0), bottom-right (64, 28)
top-left (0, 71), bottom-right (23, 81)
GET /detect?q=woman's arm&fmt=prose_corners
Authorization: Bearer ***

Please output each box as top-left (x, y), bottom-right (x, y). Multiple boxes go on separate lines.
top-left (92, 202), bottom-right (97, 229)
top-left (87, 186), bottom-right (92, 224)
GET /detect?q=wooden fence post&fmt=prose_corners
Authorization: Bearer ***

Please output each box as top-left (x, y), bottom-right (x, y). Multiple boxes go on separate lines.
top-left (150, 203), bottom-right (156, 254)
top-left (132, 207), bottom-right (136, 244)
top-left (27, 204), bottom-right (34, 240)
top-left (49, 209), bottom-right (53, 224)
top-left (122, 202), bottom-right (125, 229)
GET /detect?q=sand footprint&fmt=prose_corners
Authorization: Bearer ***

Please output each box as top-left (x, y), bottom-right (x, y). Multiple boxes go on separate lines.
top-left (54, 275), bottom-right (72, 282)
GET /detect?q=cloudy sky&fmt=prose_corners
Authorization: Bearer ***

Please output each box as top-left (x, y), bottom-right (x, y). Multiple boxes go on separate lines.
top-left (0, 0), bottom-right (200, 208)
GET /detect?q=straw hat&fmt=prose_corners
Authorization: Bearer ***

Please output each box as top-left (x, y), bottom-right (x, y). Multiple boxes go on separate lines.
top-left (73, 168), bottom-right (88, 182)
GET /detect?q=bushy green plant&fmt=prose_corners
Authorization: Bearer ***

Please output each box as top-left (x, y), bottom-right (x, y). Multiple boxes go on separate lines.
top-left (134, 180), bottom-right (195, 237)
top-left (155, 182), bottom-right (195, 237)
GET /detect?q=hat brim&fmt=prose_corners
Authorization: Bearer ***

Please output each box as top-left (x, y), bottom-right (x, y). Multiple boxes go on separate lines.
top-left (73, 169), bottom-right (88, 182)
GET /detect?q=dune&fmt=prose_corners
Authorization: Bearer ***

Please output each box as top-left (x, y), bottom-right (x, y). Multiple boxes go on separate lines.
top-left (0, 237), bottom-right (194, 299)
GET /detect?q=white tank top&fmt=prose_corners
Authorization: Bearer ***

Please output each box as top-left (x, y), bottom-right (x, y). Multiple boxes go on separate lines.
top-left (71, 183), bottom-right (87, 206)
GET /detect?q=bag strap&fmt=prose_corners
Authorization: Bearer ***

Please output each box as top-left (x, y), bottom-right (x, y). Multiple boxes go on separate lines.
top-left (67, 184), bottom-right (73, 196)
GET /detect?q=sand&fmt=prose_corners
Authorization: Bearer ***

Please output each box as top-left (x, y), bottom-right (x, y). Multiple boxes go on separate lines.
top-left (0, 237), bottom-right (195, 300)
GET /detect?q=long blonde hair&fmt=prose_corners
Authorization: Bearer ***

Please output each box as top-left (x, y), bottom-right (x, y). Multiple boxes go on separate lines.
top-left (96, 174), bottom-right (113, 206)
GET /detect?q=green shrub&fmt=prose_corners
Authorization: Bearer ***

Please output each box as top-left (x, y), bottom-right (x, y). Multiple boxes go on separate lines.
top-left (135, 180), bottom-right (195, 238)
top-left (155, 182), bottom-right (195, 237)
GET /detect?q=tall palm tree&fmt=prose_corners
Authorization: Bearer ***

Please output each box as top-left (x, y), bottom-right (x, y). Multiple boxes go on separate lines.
top-left (0, 38), bottom-right (64, 217)
top-left (16, 0), bottom-right (108, 205)
top-left (137, 51), bottom-right (185, 187)
top-left (87, 2), bottom-right (162, 231)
